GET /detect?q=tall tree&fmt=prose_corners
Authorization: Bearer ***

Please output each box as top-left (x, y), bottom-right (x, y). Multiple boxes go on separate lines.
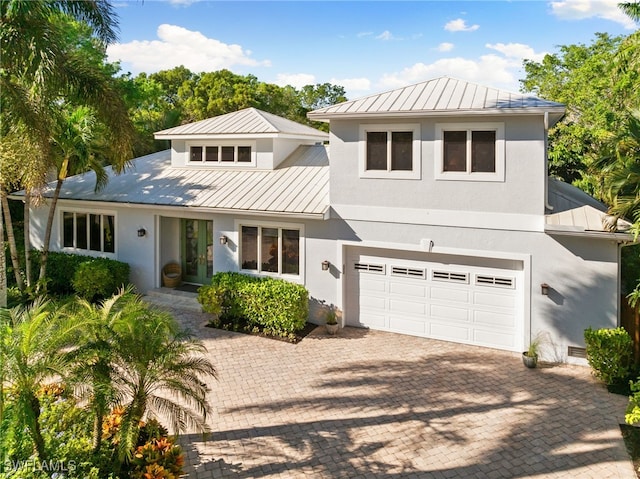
top-left (1, 1), bottom-right (135, 291)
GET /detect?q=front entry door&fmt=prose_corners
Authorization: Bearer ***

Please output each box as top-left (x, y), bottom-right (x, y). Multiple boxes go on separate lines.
top-left (182, 219), bottom-right (213, 284)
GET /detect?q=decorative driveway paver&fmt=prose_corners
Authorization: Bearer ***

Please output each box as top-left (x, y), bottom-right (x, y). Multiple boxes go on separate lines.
top-left (168, 307), bottom-right (636, 478)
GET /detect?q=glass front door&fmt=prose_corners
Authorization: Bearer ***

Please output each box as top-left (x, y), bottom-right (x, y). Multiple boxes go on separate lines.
top-left (182, 219), bottom-right (213, 284)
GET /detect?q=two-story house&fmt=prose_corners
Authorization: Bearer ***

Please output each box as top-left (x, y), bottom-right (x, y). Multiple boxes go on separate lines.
top-left (25, 77), bottom-right (632, 363)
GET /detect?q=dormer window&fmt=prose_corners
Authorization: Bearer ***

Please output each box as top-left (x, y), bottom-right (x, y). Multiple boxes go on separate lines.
top-left (188, 143), bottom-right (255, 166)
top-left (359, 123), bottom-right (421, 179)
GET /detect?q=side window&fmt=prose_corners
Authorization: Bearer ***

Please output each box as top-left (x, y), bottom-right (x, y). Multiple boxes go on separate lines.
top-left (62, 212), bottom-right (115, 254)
top-left (360, 123), bottom-right (421, 179)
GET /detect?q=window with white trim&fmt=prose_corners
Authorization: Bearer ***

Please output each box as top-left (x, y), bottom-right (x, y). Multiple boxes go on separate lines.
top-left (359, 123), bottom-right (421, 179)
top-left (189, 143), bottom-right (254, 166)
top-left (62, 211), bottom-right (115, 253)
top-left (240, 225), bottom-right (301, 276)
top-left (435, 123), bottom-right (505, 181)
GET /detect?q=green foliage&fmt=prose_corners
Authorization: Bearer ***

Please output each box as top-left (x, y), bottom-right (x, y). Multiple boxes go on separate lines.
top-left (71, 258), bottom-right (130, 301)
top-left (584, 327), bottom-right (634, 385)
top-left (38, 251), bottom-right (87, 295)
top-left (198, 272), bottom-right (309, 337)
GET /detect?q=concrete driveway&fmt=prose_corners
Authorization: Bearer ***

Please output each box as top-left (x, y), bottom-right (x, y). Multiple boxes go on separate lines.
top-left (169, 308), bottom-right (636, 478)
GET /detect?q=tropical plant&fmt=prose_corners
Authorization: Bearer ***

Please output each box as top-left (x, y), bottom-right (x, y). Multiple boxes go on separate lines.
top-left (0, 298), bottom-right (80, 460)
top-left (105, 295), bottom-right (216, 462)
top-left (584, 326), bottom-right (634, 385)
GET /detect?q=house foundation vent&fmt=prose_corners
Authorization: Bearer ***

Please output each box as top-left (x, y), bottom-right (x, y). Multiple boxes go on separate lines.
top-left (568, 346), bottom-right (587, 359)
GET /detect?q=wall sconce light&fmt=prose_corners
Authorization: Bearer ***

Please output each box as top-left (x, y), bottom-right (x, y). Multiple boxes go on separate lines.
top-left (322, 260), bottom-right (330, 271)
top-left (137, 228), bottom-right (146, 237)
top-left (219, 235), bottom-right (228, 245)
top-left (541, 283), bottom-right (550, 295)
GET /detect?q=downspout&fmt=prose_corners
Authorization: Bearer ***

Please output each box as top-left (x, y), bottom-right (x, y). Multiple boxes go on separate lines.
top-left (544, 111), bottom-right (554, 212)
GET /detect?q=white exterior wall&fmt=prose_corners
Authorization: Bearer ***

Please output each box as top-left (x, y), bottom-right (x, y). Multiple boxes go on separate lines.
top-left (328, 115), bottom-right (546, 217)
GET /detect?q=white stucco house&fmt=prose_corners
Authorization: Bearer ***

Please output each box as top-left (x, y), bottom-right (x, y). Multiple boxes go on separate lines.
top-left (25, 76), bottom-right (633, 363)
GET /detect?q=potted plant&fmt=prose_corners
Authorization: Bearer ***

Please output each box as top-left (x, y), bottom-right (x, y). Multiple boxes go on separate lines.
top-left (522, 335), bottom-right (541, 368)
top-left (325, 308), bottom-right (339, 335)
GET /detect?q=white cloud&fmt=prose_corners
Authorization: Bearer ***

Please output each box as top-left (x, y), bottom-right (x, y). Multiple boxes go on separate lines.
top-left (378, 54), bottom-right (521, 93)
top-left (444, 18), bottom-right (480, 32)
top-left (330, 77), bottom-right (371, 93)
top-left (436, 42), bottom-right (455, 52)
top-left (485, 43), bottom-right (547, 62)
top-left (106, 24), bottom-right (270, 74)
top-left (550, 0), bottom-right (637, 29)
top-left (376, 30), bottom-right (395, 40)
top-left (275, 73), bottom-right (316, 89)
top-left (357, 31), bottom-right (373, 38)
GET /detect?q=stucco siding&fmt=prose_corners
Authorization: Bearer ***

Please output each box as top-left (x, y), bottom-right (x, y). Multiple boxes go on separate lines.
top-left (329, 115), bottom-right (546, 216)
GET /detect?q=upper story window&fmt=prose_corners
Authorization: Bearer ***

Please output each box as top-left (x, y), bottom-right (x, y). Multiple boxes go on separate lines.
top-left (62, 211), bottom-right (115, 254)
top-left (435, 122), bottom-right (505, 182)
top-left (189, 143), bottom-right (255, 166)
top-left (239, 223), bottom-right (303, 278)
top-left (359, 123), bottom-right (421, 179)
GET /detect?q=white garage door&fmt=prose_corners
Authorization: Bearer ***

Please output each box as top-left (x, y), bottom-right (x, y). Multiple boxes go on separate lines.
top-left (345, 248), bottom-right (523, 351)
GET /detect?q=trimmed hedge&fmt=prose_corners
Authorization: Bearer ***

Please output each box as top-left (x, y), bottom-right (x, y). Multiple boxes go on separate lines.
top-left (198, 272), bottom-right (308, 335)
top-left (584, 327), bottom-right (634, 385)
top-left (72, 257), bottom-right (130, 302)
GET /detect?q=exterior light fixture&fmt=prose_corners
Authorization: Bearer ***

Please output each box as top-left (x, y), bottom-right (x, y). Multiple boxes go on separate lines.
top-left (219, 235), bottom-right (228, 245)
top-left (137, 228), bottom-right (146, 237)
top-left (541, 283), bottom-right (550, 295)
top-left (322, 260), bottom-right (330, 271)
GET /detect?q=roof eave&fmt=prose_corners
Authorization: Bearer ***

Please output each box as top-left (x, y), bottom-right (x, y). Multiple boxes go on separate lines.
top-left (544, 225), bottom-right (635, 242)
top-left (154, 132), bottom-right (328, 141)
top-left (308, 107), bottom-right (566, 122)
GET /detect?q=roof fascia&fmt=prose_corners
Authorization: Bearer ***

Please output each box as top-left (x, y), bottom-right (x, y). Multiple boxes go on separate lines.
top-left (154, 132), bottom-right (328, 141)
top-left (24, 197), bottom-right (328, 221)
top-left (308, 108), bottom-right (566, 122)
top-left (544, 226), bottom-right (634, 242)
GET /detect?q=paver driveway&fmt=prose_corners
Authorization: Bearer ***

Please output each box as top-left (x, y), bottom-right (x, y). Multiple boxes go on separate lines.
top-left (168, 307), bottom-right (636, 478)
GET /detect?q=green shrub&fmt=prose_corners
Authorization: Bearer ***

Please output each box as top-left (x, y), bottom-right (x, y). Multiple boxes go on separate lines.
top-left (584, 327), bottom-right (634, 385)
top-left (72, 258), bottom-right (130, 302)
top-left (199, 272), bottom-right (309, 336)
top-left (43, 251), bottom-right (88, 295)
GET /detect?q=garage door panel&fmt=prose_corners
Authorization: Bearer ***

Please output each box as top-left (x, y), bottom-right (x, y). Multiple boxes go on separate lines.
top-left (360, 295), bottom-right (387, 311)
top-left (389, 281), bottom-right (427, 299)
top-left (346, 248), bottom-right (522, 352)
top-left (358, 312), bottom-right (387, 328)
top-left (390, 299), bottom-right (426, 315)
top-left (474, 329), bottom-right (516, 349)
top-left (474, 291), bottom-right (516, 309)
top-left (390, 316), bottom-right (426, 334)
top-left (430, 322), bottom-right (470, 341)
top-left (431, 304), bottom-right (469, 322)
top-left (474, 309), bottom-right (516, 328)
top-left (430, 286), bottom-right (470, 303)
top-left (361, 278), bottom-right (387, 293)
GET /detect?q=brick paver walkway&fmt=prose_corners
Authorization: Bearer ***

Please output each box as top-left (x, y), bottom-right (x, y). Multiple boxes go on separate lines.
top-left (166, 307), bottom-right (636, 478)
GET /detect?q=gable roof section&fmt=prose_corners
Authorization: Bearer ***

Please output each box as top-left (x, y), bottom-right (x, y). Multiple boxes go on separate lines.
top-left (30, 146), bottom-right (330, 219)
top-left (155, 107), bottom-right (328, 140)
top-left (308, 76), bottom-right (565, 124)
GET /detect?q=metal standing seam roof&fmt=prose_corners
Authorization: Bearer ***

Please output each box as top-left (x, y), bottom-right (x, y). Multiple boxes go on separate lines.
top-left (36, 146), bottom-right (330, 218)
top-left (308, 76), bottom-right (566, 122)
top-left (155, 107), bottom-right (329, 139)
top-left (545, 178), bottom-right (632, 236)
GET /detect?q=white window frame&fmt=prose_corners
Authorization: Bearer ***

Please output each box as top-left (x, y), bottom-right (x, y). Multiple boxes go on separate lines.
top-left (235, 219), bottom-right (305, 282)
top-left (434, 122), bottom-right (505, 182)
top-left (60, 208), bottom-right (117, 256)
top-left (358, 123), bottom-right (421, 179)
top-left (187, 140), bottom-right (256, 167)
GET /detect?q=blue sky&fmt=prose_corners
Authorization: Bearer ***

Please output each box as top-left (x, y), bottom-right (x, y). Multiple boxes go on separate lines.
top-left (107, 1), bottom-right (635, 98)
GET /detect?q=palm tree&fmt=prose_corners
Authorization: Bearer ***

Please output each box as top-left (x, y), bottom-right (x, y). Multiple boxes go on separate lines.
top-left (37, 106), bottom-right (111, 288)
top-left (109, 296), bottom-right (217, 462)
top-left (0, 299), bottom-right (81, 459)
top-left (616, 2), bottom-right (640, 73)
top-left (1, 1), bottom-right (136, 291)
top-left (64, 287), bottom-right (133, 455)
